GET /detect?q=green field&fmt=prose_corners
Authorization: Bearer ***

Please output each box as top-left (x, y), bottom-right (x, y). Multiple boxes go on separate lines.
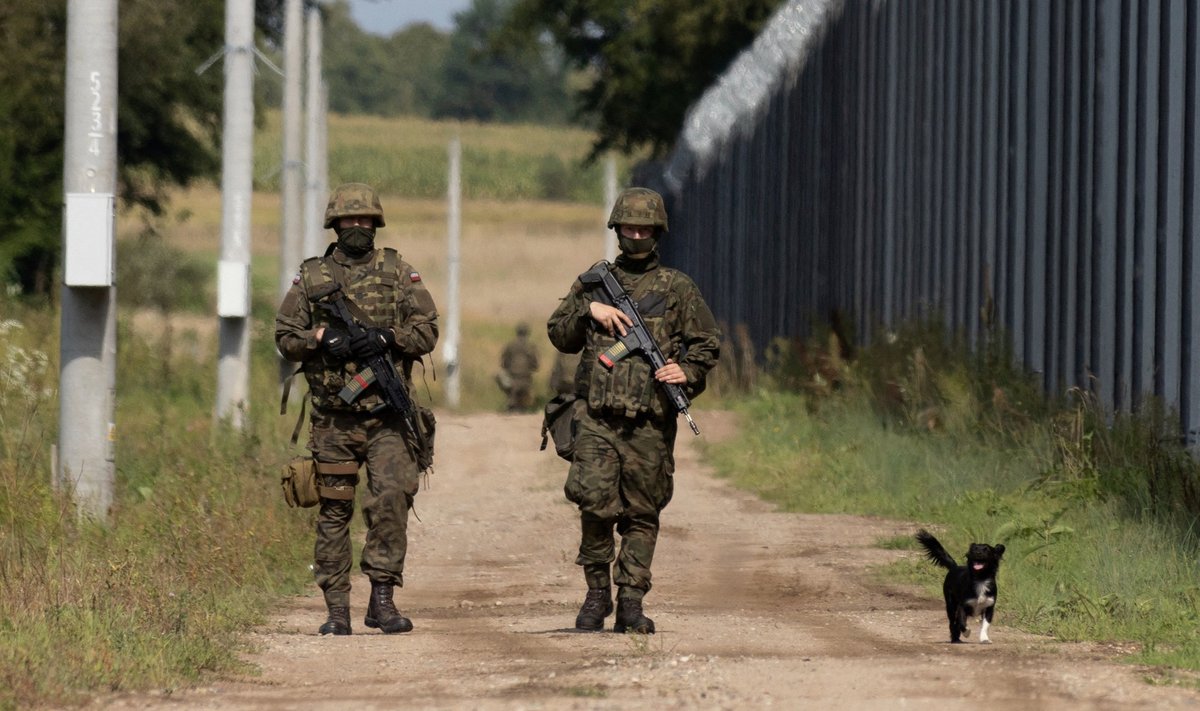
top-left (254, 110), bottom-right (631, 202)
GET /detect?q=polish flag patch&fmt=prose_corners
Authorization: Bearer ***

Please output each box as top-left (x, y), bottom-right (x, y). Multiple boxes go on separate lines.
top-left (292, 271), bottom-right (302, 284)
top-left (409, 271), bottom-right (422, 283)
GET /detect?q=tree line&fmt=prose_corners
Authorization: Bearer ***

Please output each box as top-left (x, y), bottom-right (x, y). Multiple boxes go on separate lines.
top-left (1, 0), bottom-right (783, 296)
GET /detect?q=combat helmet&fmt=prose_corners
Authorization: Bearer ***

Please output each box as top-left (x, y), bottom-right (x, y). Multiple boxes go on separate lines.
top-left (323, 182), bottom-right (386, 228)
top-left (606, 187), bottom-right (669, 233)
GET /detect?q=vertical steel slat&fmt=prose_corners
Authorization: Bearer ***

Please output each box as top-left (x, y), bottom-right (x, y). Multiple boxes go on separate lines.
top-left (1158, 0), bottom-right (1185, 405)
top-left (1115, 0), bottom-right (1139, 412)
top-left (1183, 0), bottom-right (1200, 444)
top-left (1133, 0), bottom-right (1161, 404)
top-left (1027, 0), bottom-right (1052, 384)
top-left (967, 1), bottom-right (984, 347)
top-left (1008, 0), bottom-right (1031, 362)
top-left (1094, 0), bottom-right (1122, 414)
top-left (1077, 0), bottom-right (1096, 395)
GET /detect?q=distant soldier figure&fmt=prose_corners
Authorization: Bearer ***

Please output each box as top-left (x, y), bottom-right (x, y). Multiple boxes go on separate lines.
top-left (498, 322), bottom-right (539, 412)
top-left (547, 187), bottom-right (721, 634)
top-left (275, 182), bottom-right (438, 636)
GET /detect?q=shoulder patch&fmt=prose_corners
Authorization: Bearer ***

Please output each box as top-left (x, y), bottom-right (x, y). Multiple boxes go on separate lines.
top-left (291, 271), bottom-right (302, 285)
top-left (409, 271), bottom-right (422, 283)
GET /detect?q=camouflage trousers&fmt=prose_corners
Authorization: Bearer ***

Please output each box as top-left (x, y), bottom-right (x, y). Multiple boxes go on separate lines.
top-left (308, 408), bottom-right (420, 608)
top-left (504, 374), bottom-right (535, 411)
top-left (565, 409), bottom-right (677, 599)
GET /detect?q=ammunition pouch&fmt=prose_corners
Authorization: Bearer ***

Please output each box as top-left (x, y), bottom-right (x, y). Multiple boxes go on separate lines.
top-left (281, 457), bottom-right (319, 508)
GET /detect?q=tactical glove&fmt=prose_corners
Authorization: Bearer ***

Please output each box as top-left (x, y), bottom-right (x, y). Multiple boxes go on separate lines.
top-left (320, 327), bottom-right (352, 359)
top-left (350, 327), bottom-right (396, 358)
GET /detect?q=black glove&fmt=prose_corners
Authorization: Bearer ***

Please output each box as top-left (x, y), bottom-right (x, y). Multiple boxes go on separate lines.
top-left (320, 327), bottom-right (351, 359)
top-left (349, 327), bottom-right (396, 358)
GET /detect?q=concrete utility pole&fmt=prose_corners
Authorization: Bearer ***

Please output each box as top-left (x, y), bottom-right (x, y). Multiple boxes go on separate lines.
top-left (279, 0), bottom-right (304, 295)
top-left (443, 137), bottom-right (462, 408)
top-left (215, 0), bottom-right (256, 428)
top-left (278, 0), bottom-right (304, 384)
top-left (303, 4), bottom-right (326, 259)
top-left (58, 0), bottom-right (118, 519)
top-left (603, 154), bottom-right (618, 261)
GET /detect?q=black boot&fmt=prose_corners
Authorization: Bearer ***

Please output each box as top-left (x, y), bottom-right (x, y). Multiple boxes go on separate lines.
top-left (614, 597), bottom-right (655, 634)
top-left (364, 582), bottom-right (414, 634)
top-left (574, 586), bottom-right (613, 631)
top-left (318, 605), bottom-right (351, 635)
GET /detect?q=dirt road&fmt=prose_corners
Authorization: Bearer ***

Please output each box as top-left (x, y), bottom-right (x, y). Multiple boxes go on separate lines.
top-left (107, 410), bottom-right (1200, 710)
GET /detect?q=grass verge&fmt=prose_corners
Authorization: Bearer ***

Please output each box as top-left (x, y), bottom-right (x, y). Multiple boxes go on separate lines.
top-left (0, 299), bottom-right (313, 710)
top-left (706, 324), bottom-right (1200, 675)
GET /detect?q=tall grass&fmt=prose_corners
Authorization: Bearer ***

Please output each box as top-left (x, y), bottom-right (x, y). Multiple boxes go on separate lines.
top-left (708, 323), bottom-right (1200, 673)
top-left (0, 296), bottom-right (312, 710)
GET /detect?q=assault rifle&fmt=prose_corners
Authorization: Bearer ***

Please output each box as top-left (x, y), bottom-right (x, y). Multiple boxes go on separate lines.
top-left (579, 261), bottom-right (700, 435)
top-left (309, 282), bottom-right (431, 470)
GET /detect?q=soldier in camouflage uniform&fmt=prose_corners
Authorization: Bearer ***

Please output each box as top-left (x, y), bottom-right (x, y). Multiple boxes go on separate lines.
top-left (275, 183), bottom-right (438, 636)
top-left (547, 187), bottom-right (721, 633)
top-left (498, 322), bottom-right (540, 411)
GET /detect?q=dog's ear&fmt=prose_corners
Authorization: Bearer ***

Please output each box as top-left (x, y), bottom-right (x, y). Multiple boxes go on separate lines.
top-left (994, 544), bottom-right (1005, 558)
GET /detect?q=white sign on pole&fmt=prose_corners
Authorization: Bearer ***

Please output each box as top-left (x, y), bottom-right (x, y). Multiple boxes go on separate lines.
top-left (63, 192), bottom-right (114, 286)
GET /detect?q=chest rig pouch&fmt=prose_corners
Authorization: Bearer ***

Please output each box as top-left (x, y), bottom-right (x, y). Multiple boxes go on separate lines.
top-left (584, 268), bottom-right (678, 419)
top-left (301, 249), bottom-right (402, 412)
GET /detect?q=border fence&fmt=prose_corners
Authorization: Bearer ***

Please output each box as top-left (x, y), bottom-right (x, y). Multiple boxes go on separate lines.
top-left (650, 0), bottom-right (1200, 443)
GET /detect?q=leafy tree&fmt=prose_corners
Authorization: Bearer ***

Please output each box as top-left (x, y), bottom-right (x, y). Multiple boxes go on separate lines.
top-left (381, 23), bottom-right (452, 117)
top-left (433, 0), bottom-right (570, 125)
top-left (322, 1), bottom-right (451, 117)
top-left (502, 0), bottom-right (785, 159)
top-left (0, 0), bottom-right (284, 296)
top-left (0, 2), bottom-right (71, 296)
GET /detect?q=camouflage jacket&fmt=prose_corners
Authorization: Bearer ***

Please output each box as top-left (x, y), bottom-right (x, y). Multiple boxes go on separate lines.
top-left (275, 247), bottom-right (439, 412)
top-left (547, 252), bottom-right (721, 421)
top-left (500, 337), bottom-right (539, 378)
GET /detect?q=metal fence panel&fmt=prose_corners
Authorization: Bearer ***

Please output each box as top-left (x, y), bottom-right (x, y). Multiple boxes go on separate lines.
top-left (652, 0), bottom-right (1200, 443)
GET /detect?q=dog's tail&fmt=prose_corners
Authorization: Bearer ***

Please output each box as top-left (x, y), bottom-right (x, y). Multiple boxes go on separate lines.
top-left (915, 529), bottom-right (957, 570)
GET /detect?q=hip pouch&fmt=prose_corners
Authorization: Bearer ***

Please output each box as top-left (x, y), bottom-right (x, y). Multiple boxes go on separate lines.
top-left (540, 393), bottom-right (586, 461)
top-left (280, 457), bottom-right (319, 508)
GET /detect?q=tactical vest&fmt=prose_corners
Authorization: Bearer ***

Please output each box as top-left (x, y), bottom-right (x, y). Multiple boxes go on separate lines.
top-left (300, 248), bottom-right (407, 412)
top-left (582, 266), bottom-right (679, 419)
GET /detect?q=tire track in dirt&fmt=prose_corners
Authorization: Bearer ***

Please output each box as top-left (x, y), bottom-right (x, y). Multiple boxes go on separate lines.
top-left (102, 410), bottom-right (1200, 710)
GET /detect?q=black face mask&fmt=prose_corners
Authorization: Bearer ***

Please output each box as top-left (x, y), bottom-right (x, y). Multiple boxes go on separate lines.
top-left (335, 226), bottom-right (376, 257)
top-left (618, 234), bottom-right (657, 255)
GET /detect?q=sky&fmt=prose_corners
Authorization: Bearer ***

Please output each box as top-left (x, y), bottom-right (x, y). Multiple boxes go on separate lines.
top-left (346, 0), bottom-right (475, 35)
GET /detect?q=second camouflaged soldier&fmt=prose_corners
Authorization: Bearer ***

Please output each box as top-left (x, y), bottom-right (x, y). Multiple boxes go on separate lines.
top-left (547, 187), bottom-right (721, 633)
top-left (275, 183), bottom-right (438, 636)
top-left (498, 322), bottom-right (540, 411)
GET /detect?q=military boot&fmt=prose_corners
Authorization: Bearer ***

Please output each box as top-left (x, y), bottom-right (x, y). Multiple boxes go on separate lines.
top-left (318, 605), bottom-right (351, 636)
top-left (574, 586), bottom-right (613, 631)
top-left (364, 582), bottom-right (414, 634)
top-left (614, 597), bottom-right (655, 634)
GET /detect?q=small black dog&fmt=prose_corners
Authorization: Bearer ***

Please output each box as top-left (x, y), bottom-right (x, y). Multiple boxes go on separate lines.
top-left (915, 529), bottom-right (1005, 643)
